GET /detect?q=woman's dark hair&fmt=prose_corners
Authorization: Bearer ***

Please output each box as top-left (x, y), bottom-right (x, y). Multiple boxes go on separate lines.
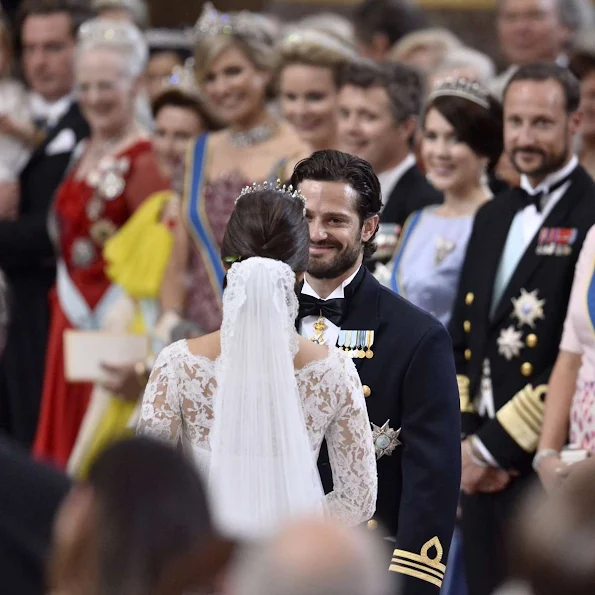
top-left (423, 94), bottom-right (504, 170)
top-left (221, 188), bottom-right (310, 273)
top-left (86, 437), bottom-right (215, 595)
top-left (290, 150), bottom-right (382, 259)
top-left (152, 88), bottom-right (222, 132)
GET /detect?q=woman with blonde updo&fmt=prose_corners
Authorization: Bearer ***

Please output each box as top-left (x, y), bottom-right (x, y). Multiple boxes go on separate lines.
top-left (161, 3), bottom-right (306, 338)
top-left (278, 29), bottom-right (357, 154)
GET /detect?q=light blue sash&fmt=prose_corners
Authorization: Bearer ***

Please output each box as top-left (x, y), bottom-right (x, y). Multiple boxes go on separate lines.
top-left (389, 210), bottom-right (423, 295)
top-left (57, 260), bottom-right (123, 329)
top-left (184, 134), bottom-right (225, 303)
top-left (587, 258), bottom-right (595, 334)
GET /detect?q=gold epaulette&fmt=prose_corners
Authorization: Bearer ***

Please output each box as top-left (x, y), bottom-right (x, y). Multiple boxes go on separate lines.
top-left (457, 375), bottom-right (474, 413)
top-left (496, 383), bottom-right (547, 452)
top-left (389, 537), bottom-right (445, 588)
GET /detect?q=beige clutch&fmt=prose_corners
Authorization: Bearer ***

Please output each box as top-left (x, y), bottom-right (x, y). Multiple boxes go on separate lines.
top-left (64, 329), bottom-right (149, 383)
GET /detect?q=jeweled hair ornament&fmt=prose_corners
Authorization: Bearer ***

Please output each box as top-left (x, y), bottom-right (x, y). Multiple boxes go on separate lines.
top-left (427, 77), bottom-right (491, 110)
top-left (236, 180), bottom-right (307, 215)
top-left (194, 2), bottom-right (275, 45)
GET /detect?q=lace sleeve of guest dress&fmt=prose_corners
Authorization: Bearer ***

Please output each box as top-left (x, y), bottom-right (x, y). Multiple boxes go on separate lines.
top-left (323, 351), bottom-right (378, 525)
top-left (137, 344), bottom-right (182, 444)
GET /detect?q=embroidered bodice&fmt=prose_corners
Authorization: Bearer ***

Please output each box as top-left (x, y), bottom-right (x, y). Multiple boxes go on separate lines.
top-left (138, 339), bottom-right (377, 526)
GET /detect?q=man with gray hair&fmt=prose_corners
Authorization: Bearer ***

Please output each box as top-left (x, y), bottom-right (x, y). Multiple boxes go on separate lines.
top-left (337, 60), bottom-right (442, 234)
top-left (228, 519), bottom-right (396, 595)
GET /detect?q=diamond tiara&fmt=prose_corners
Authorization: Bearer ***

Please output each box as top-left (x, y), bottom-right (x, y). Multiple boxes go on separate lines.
top-left (194, 2), bottom-right (272, 44)
top-left (236, 180), bottom-right (307, 214)
top-left (427, 77), bottom-right (491, 110)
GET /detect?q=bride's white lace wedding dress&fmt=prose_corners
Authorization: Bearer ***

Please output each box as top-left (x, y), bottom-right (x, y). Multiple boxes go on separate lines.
top-left (137, 256), bottom-right (376, 537)
top-left (138, 339), bottom-right (377, 526)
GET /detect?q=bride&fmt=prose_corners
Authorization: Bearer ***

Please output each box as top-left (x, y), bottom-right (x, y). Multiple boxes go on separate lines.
top-left (137, 183), bottom-right (377, 538)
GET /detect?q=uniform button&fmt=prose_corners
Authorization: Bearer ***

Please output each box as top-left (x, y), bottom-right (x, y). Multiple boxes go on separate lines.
top-left (526, 334), bottom-right (538, 348)
top-left (363, 385), bottom-right (371, 398)
top-left (465, 349), bottom-right (472, 361)
top-left (464, 320), bottom-right (471, 333)
top-left (367, 519), bottom-right (378, 530)
top-left (521, 362), bottom-right (533, 377)
top-left (465, 292), bottom-right (474, 306)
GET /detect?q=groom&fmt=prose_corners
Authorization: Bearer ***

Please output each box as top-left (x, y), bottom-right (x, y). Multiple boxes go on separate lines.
top-left (292, 150), bottom-right (461, 595)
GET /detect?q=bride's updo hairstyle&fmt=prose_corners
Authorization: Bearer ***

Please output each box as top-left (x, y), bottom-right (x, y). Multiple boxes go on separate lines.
top-left (221, 188), bottom-right (309, 273)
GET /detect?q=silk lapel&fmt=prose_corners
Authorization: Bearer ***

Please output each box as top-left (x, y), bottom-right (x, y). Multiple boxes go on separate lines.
top-left (491, 177), bottom-right (583, 328)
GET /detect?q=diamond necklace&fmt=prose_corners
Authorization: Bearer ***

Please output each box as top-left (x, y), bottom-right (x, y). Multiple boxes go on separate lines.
top-left (229, 121), bottom-right (277, 148)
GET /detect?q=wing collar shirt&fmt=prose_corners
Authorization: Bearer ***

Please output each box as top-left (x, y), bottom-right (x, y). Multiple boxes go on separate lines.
top-left (299, 266), bottom-right (361, 347)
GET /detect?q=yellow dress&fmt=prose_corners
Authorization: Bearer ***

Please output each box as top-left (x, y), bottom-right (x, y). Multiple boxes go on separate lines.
top-left (67, 190), bottom-right (176, 478)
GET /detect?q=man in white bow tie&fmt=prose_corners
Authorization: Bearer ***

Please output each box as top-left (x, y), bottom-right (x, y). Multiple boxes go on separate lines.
top-left (0, 0), bottom-right (91, 449)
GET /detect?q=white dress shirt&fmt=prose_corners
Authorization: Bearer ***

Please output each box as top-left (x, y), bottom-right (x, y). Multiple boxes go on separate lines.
top-left (299, 267), bottom-right (360, 347)
top-left (29, 93), bottom-right (72, 128)
top-left (377, 154), bottom-right (417, 206)
top-left (475, 155), bottom-right (579, 466)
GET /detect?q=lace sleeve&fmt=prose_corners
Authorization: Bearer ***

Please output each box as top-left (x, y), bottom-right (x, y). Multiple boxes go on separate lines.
top-left (137, 347), bottom-right (181, 444)
top-left (324, 354), bottom-right (377, 525)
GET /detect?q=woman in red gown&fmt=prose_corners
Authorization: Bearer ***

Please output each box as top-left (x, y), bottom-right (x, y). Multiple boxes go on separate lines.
top-left (33, 19), bottom-right (168, 467)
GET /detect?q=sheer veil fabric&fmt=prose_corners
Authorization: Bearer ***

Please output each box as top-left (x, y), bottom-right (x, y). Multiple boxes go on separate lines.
top-left (208, 257), bottom-right (325, 538)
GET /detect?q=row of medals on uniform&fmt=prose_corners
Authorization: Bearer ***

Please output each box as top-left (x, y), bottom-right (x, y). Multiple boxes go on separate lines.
top-left (311, 315), bottom-right (375, 359)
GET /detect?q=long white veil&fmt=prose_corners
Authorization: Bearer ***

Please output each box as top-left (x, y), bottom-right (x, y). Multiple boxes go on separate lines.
top-left (208, 257), bottom-right (325, 539)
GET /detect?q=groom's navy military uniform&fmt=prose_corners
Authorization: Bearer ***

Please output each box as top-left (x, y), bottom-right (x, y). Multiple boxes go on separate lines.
top-left (298, 266), bottom-right (461, 595)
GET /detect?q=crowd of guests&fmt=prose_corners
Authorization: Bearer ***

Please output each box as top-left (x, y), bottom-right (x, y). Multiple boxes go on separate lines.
top-left (3, 0), bottom-right (595, 594)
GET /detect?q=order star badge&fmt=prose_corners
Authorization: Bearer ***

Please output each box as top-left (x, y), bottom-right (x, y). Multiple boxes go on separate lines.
top-left (497, 325), bottom-right (524, 360)
top-left (511, 288), bottom-right (545, 328)
top-left (372, 420), bottom-right (401, 460)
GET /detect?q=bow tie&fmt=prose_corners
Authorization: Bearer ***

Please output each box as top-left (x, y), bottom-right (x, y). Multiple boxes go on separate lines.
top-left (517, 174), bottom-right (572, 213)
top-left (298, 294), bottom-right (346, 326)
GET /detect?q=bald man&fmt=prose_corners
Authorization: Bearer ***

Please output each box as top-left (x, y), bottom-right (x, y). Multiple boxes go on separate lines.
top-left (229, 519), bottom-right (396, 595)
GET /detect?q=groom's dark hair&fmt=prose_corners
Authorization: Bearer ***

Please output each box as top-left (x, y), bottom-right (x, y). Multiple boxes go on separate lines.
top-left (290, 150), bottom-right (382, 259)
top-left (222, 188), bottom-right (310, 273)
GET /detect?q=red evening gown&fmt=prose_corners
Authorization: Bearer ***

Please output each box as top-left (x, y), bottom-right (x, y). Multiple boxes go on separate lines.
top-left (33, 139), bottom-right (169, 468)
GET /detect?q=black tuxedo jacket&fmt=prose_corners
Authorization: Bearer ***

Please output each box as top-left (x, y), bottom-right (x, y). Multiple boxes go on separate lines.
top-left (380, 164), bottom-right (443, 227)
top-left (0, 102), bottom-right (89, 445)
top-left (315, 268), bottom-right (461, 595)
top-left (449, 164), bottom-right (595, 471)
top-left (0, 433), bottom-right (71, 595)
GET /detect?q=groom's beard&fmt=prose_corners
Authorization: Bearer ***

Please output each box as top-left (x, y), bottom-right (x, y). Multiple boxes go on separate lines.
top-left (307, 235), bottom-right (363, 280)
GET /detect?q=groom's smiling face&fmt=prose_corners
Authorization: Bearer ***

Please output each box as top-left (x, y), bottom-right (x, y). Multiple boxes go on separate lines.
top-left (300, 179), bottom-right (373, 280)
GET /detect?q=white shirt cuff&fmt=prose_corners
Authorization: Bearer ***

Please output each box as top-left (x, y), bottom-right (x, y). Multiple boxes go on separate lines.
top-left (472, 436), bottom-right (500, 468)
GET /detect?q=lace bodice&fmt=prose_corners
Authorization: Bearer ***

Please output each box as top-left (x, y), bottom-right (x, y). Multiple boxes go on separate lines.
top-left (138, 339), bottom-right (377, 526)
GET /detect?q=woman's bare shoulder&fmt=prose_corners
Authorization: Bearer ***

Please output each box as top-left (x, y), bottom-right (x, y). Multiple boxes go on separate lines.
top-left (186, 331), bottom-right (221, 361)
top-left (294, 336), bottom-right (331, 370)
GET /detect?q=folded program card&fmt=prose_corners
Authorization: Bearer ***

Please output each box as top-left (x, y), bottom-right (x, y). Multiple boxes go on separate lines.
top-left (64, 330), bottom-right (149, 382)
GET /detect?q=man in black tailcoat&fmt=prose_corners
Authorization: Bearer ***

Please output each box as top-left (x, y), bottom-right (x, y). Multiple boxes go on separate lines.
top-left (292, 150), bottom-right (461, 595)
top-left (0, 0), bottom-right (90, 447)
top-left (449, 63), bottom-right (595, 595)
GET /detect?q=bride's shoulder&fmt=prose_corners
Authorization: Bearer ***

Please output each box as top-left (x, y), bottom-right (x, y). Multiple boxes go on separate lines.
top-left (185, 332), bottom-right (221, 362)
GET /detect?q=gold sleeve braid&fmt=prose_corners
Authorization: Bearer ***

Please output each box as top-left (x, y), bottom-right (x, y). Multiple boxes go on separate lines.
top-left (390, 537), bottom-right (446, 588)
top-left (496, 384), bottom-right (548, 452)
top-left (457, 375), bottom-right (474, 413)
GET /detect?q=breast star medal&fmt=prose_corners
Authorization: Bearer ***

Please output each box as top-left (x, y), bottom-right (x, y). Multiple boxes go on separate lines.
top-left (434, 236), bottom-right (456, 266)
top-left (497, 326), bottom-right (524, 360)
top-left (372, 420), bottom-right (401, 460)
top-left (511, 288), bottom-right (545, 328)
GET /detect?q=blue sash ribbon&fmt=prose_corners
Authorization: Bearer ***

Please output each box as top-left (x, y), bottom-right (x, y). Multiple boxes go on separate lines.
top-left (389, 210), bottom-right (423, 295)
top-left (184, 134), bottom-right (225, 303)
top-left (587, 257), bottom-right (595, 333)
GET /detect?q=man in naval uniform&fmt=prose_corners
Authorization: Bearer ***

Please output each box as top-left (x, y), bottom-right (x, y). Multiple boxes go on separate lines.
top-left (449, 62), bottom-right (595, 595)
top-left (291, 150), bottom-right (461, 595)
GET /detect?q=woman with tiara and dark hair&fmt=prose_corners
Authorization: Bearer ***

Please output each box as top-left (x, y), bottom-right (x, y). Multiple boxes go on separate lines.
top-left (380, 77), bottom-right (503, 328)
top-left (138, 183), bottom-right (377, 539)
